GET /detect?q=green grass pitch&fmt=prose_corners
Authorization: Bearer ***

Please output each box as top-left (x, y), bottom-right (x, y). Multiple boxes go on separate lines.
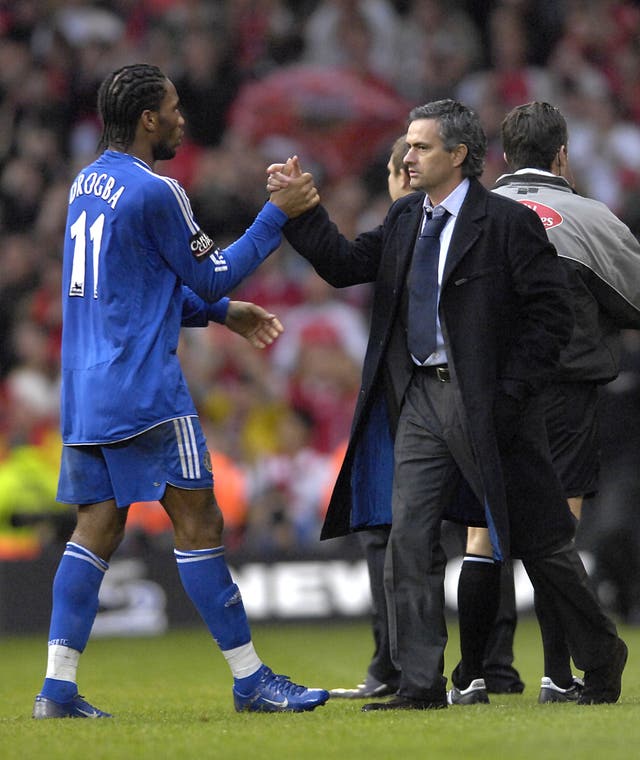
top-left (1, 617), bottom-right (638, 760)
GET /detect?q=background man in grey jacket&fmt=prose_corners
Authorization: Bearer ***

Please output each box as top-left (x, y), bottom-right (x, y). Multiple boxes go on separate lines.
top-left (453, 101), bottom-right (640, 705)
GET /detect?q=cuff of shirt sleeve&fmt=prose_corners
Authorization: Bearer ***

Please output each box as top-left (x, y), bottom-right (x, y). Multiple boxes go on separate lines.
top-left (207, 297), bottom-right (230, 324)
top-left (262, 201), bottom-right (289, 224)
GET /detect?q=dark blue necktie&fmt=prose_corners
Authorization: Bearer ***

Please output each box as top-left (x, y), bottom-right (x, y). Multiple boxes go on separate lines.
top-left (407, 209), bottom-right (451, 363)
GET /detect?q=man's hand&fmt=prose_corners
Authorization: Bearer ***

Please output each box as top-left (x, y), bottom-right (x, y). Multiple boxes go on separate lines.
top-left (225, 300), bottom-right (284, 349)
top-left (267, 155), bottom-right (319, 218)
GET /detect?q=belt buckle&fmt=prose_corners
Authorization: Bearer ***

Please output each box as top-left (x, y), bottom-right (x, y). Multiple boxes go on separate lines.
top-left (435, 366), bottom-right (450, 382)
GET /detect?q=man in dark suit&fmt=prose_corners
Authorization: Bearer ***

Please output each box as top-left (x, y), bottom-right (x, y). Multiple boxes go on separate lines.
top-left (267, 99), bottom-right (626, 709)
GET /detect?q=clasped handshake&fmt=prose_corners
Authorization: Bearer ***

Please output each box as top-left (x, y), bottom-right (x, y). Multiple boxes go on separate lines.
top-left (266, 156), bottom-right (320, 219)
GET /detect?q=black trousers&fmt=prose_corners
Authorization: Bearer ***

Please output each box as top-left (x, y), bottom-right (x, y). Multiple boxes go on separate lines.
top-left (386, 370), bottom-right (619, 701)
top-left (358, 527), bottom-right (400, 688)
top-left (523, 541), bottom-right (618, 671)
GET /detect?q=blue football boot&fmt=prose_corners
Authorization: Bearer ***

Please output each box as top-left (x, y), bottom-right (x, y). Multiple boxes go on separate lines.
top-left (233, 665), bottom-right (329, 712)
top-left (33, 693), bottom-right (112, 719)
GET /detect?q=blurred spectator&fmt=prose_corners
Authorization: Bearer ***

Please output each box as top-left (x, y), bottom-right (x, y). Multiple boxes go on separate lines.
top-left (563, 93), bottom-right (640, 216)
top-left (545, 0), bottom-right (640, 216)
top-left (232, 250), bottom-right (307, 318)
top-left (303, 0), bottom-right (400, 86)
top-left (225, 0), bottom-right (301, 75)
top-left (270, 266), bottom-right (369, 380)
top-left (394, 0), bottom-right (483, 103)
top-left (463, 0), bottom-right (565, 67)
top-left (245, 405), bottom-right (332, 552)
top-left (457, 2), bottom-right (557, 113)
top-left (187, 135), bottom-right (271, 236)
top-left (0, 155), bottom-right (47, 233)
top-left (284, 320), bottom-right (362, 454)
top-left (0, 429), bottom-right (68, 560)
top-left (226, 62), bottom-right (410, 182)
top-left (3, 319), bottom-right (60, 447)
top-left (173, 26), bottom-right (241, 147)
top-left (0, 234), bottom-right (39, 378)
top-left (179, 320), bottom-right (285, 464)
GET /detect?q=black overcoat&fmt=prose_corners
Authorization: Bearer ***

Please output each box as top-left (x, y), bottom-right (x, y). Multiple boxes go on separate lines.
top-left (283, 178), bottom-right (576, 560)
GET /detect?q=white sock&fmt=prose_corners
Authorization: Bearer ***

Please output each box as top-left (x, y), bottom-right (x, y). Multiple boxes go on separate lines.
top-left (46, 644), bottom-right (80, 683)
top-left (223, 641), bottom-right (262, 679)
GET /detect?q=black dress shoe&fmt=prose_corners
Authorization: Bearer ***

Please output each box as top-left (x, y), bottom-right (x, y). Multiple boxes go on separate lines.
top-left (483, 669), bottom-right (525, 694)
top-left (362, 696), bottom-right (447, 711)
top-left (329, 679), bottom-right (397, 699)
top-left (484, 677), bottom-right (525, 695)
top-left (579, 638), bottom-right (628, 704)
top-left (453, 660), bottom-right (525, 695)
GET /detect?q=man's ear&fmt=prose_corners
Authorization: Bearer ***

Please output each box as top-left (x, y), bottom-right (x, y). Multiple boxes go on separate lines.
top-left (140, 109), bottom-right (157, 133)
top-left (452, 143), bottom-right (468, 168)
top-left (556, 144), bottom-right (569, 175)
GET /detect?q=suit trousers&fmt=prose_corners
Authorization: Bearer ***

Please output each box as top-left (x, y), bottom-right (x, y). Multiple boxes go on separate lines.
top-left (385, 368), bottom-right (485, 701)
top-left (522, 542), bottom-right (618, 671)
top-left (358, 527), bottom-right (400, 688)
top-left (385, 368), bottom-right (620, 701)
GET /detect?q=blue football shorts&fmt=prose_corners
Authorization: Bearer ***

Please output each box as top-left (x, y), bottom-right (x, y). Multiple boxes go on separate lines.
top-left (57, 416), bottom-right (214, 507)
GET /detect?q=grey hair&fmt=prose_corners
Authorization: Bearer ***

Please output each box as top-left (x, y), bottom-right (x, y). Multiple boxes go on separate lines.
top-left (408, 99), bottom-right (487, 178)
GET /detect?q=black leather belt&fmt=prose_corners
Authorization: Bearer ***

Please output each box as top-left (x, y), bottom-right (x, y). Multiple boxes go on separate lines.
top-left (416, 364), bottom-right (450, 382)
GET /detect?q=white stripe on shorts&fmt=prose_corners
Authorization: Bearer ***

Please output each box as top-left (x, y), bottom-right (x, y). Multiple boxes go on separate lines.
top-left (173, 417), bottom-right (201, 480)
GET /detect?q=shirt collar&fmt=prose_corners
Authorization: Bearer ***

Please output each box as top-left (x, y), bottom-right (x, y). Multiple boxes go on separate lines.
top-left (424, 177), bottom-right (470, 218)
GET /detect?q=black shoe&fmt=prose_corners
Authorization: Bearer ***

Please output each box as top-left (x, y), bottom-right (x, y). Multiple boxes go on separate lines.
top-left (538, 676), bottom-right (583, 703)
top-left (579, 638), bottom-right (628, 705)
top-left (483, 674), bottom-right (525, 694)
top-left (453, 661), bottom-right (524, 695)
top-left (362, 696), bottom-right (447, 711)
top-left (447, 678), bottom-right (490, 705)
top-left (483, 666), bottom-right (525, 694)
top-left (330, 674), bottom-right (397, 699)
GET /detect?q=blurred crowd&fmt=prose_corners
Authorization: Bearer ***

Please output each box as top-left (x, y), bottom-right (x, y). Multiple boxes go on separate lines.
top-left (0, 0), bottom-right (639, 618)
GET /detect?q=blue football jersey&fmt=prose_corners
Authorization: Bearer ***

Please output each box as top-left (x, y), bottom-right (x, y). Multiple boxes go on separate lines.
top-left (60, 150), bottom-right (286, 444)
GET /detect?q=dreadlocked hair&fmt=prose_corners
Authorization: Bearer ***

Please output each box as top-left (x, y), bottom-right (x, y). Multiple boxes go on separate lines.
top-left (97, 64), bottom-right (168, 151)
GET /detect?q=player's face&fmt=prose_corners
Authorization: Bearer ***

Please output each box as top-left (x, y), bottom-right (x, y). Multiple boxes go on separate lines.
top-left (387, 157), bottom-right (405, 202)
top-left (404, 118), bottom-right (465, 204)
top-left (152, 79), bottom-right (185, 162)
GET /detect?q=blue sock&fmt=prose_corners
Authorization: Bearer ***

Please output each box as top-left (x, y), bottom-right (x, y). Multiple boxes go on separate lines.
top-left (48, 542), bottom-right (108, 650)
top-left (41, 542), bottom-right (108, 701)
top-left (175, 547), bottom-right (251, 650)
top-left (41, 677), bottom-right (78, 703)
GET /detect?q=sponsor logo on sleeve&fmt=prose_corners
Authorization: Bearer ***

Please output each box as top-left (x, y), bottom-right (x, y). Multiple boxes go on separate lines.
top-left (189, 229), bottom-right (228, 270)
top-left (518, 200), bottom-right (564, 230)
top-left (190, 228), bottom-right (217, 261)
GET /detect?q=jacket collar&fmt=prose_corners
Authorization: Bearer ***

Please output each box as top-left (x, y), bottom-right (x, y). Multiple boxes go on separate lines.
top-left (494, 171), bottom-right (577, 194)
top-left (441, 177), bottom-right (487, 284)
